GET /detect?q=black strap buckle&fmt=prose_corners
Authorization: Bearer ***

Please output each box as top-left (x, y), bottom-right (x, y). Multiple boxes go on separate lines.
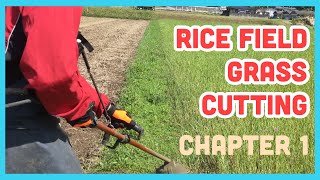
top-left (77, 31), bottom-right (94, 53)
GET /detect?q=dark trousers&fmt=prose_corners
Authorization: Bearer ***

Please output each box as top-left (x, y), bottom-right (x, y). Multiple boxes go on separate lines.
top-left (6, 91), bottom-right (83, 173)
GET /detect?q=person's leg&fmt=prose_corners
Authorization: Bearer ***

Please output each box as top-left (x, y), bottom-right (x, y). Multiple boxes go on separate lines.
top-left (6, 133), bottom-right (83, 173)
top-left (6, 94), bottom-right (82, 174)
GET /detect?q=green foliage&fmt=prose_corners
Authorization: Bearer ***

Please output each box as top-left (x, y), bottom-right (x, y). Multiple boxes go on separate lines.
top-left (82, 7), bottom-right (288, 26)
top-left (90, 21), bottom-right (171, 173)
top-left (291, 18), bottom-right (297, 25)
top-left (90, 15), bottom-right (314, 174)
top-left (154, 19), bottom-right (314, 173)
top-left (82, 7), bottom-right (154, 20)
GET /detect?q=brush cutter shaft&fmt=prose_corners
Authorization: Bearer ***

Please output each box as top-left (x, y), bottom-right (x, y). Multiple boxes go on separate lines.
top-left (96, 122), bottom-right (171, 163)
top-left (81, 50), bottom-right (110, 120)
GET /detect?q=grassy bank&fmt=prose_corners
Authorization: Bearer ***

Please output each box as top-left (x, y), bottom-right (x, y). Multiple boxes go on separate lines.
top-left (82, 7), bottom-right (289, 25)
top-left (88, 16), bottom-right (314, 173)
top-left (82, 7), bottom-right (154, 20)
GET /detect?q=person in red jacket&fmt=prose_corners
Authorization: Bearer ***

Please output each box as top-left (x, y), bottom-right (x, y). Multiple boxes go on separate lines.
top-left (5, 6), bottom-right (136, 173)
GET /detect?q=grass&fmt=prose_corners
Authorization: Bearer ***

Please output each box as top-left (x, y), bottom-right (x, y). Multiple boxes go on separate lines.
top-left (87, 9), bottom-right (314, 174)
top-left (90, 20), bottom-right (170, 173)
top-left (82, 7), bottom-right (290, 26)
top-left (82, 7), bottom-right (154, 20)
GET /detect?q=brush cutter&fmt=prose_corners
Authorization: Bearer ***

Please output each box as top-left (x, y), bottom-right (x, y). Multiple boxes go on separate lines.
top-left (78, 32), bottom-right (189, 174)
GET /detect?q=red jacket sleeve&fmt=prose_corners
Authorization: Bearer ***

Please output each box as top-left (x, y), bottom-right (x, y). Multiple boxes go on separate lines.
top-left (8, 7), bottom-right (110, 121)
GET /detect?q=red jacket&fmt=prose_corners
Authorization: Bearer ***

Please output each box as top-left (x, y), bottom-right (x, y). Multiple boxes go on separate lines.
top-left (5, 6), bottom-right (110, 121)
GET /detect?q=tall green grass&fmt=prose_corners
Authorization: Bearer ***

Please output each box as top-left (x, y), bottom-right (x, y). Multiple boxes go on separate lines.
top-left (82, 7), bottom-right (154, 20)
top-left (91, 18), bottom-right (314, 174)
top-left (155, 19), bottom-right (314, 173)
top-left (82, 7), bottom-right (289, 26)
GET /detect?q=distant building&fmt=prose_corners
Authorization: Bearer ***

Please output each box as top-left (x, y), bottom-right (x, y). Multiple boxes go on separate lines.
top-left (136, 6), bottom-right (155, 10)
top-left (155, 6), bottom-right (223, 14)
top-left (297, 10), bottom-right (315, 17)
top-left (265, 8), bottom-right (276, 18)
top-left (153, 6), bottom-right (314, 20)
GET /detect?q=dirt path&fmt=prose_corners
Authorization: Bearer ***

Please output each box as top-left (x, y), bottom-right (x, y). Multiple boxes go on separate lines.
top-left (60, 17), bottom-right (149, 172)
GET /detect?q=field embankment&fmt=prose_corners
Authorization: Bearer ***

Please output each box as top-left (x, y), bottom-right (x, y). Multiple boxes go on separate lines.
top-left (81, 7), bottom-right (314, 173)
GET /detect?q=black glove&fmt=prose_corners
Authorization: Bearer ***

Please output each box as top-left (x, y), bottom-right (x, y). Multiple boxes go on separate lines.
top-left (106, 103), bottom-right (136, 130)
top-left (67, 102), bottom-right (98, 128)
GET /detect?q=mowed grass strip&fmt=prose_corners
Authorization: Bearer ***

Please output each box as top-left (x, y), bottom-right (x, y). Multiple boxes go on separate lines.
top-left (90, 20), bottom-right (172, 173)
top-left (91, 18), bottom-right (314, 173)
